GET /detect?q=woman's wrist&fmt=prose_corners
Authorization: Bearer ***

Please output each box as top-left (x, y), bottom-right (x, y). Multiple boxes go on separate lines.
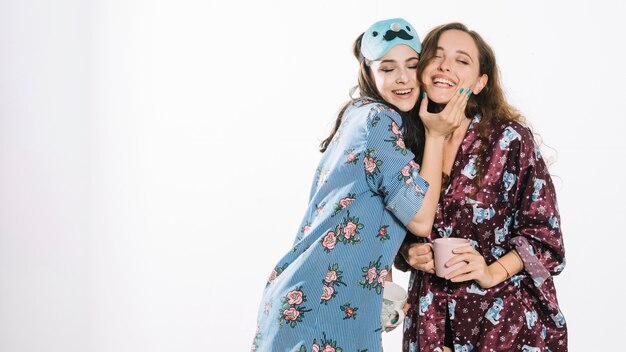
top-left (478, 262), bottom-right (508, 289)
top-left (424, 130), bottom-right (448, 141)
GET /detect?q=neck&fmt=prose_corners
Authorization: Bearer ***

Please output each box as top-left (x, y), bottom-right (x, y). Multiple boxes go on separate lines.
top-left (447, 116), bottom-right (472, 142)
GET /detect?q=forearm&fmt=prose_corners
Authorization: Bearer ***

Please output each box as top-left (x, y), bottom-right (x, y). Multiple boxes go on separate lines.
top-left (406, 134), bottom-right (445, 237)
top-left (482, 250), bottom-right (524, 288)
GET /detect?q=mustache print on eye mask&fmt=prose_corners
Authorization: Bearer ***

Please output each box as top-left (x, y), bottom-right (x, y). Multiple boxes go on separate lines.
top-left (383, 29), bottom-right (414, 41)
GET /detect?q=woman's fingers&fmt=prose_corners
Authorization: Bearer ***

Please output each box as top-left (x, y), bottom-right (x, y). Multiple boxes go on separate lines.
top-left (438, 87), bottom-right (467, 130)
top-left (423, 261), bottom-right (436, 274)
top-left (418, 91), bottom-right (430, 119)
top-left (407, 243), bottom-right (435, 272)
top-left (408, 243), bottom-right (433, 256)
top-left (452, 245), bottom-right (476, 255)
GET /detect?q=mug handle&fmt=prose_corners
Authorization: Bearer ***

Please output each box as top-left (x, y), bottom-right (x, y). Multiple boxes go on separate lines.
top-left (384, 307), bottom-right (405, 332)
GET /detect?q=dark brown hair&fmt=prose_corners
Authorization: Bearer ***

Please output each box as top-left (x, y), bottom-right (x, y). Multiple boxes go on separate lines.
top-left (319, 33), bottom-right (421, 153)
top-left (416, 22), bottom-right (526, 189)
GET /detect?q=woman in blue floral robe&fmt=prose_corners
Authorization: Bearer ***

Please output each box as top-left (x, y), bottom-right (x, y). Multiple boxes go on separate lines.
top-left (251, 18), bottom-right (470, 352)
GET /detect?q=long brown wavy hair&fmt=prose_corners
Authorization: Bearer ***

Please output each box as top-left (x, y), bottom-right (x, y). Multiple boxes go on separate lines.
top-left (415, 22), bottom-right (526, 190)
top-left (319, 33), bottom-right (421, 153)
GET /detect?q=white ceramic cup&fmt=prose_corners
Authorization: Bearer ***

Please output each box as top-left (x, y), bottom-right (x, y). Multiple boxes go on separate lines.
top-left (381, 281), bottom-right (407, 330)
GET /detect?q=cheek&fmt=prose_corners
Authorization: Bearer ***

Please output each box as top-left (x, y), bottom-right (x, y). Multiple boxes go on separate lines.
top-left (373, 74), bottom-right (389, 96)
top-left (458, 66), bottom-right (481, 86)
top-left (420, 64), bottom-right (437, 85)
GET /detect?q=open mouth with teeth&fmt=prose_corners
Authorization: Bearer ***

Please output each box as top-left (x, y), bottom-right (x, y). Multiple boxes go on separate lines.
top-left (393, 88), bottom-right (413, 96)
top-left (433, 77), bottom-right (456, 88)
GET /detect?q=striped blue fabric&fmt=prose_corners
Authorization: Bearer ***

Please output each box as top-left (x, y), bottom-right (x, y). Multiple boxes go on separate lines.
top-left (252, 100), bottom-right (428, 352)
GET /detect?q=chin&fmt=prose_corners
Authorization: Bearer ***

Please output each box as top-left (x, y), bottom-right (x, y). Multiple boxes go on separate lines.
top-left (425, 88), bottom-right (454, 104)
top-left (394, 100), bottom-right (417, 113)
top-left (429, 94), bottom-right (453, 105)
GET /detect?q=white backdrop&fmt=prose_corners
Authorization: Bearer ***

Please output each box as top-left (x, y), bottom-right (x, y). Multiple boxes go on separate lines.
top-left (1, 0), bottom-right (624, 351)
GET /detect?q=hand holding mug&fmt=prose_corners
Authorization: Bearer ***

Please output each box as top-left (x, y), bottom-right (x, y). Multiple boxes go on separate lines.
top-left (430, 237), bottom-right (472, 278)
top-left (401, 242), bottom-right (435, 274)
top-left (381, 281), bottom-right (407, 332)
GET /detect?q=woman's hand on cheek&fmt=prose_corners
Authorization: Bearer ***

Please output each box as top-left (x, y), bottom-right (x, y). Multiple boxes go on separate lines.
top-left (419, 84), bottom-right (471, 138)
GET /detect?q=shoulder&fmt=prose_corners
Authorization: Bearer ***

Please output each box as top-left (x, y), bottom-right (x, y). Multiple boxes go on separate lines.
top-left (347, 100), bottom-right (403, 130)
top-left (493, 119), bottom-right (534, 143)
top-left (489, 119), bottom-right (539, 159)
top-left (491, 119), bottom-right (530, 138)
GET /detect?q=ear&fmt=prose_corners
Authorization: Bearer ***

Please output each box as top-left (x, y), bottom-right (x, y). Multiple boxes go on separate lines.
top-left (473, 74), bottom-right (488, 94)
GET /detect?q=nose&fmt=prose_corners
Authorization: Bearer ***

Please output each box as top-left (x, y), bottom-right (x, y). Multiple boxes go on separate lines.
top-left (396, 67), bottom-right (409, 84)
top-left (437, 56), bottom-right (451, 72)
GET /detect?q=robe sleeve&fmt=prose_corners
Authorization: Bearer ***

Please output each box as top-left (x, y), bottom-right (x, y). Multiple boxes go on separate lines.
top-left (508, 128), bottom-right (566, 288)
top-left (364, 108), bottom-right (429, 226)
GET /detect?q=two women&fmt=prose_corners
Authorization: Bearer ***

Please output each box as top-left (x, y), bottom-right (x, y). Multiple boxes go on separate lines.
top-left (252, 20), bottom-right (568, 352)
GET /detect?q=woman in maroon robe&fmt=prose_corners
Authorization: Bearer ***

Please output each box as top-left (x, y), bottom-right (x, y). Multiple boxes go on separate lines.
top-left (395, 23), bottom-right (567, 351)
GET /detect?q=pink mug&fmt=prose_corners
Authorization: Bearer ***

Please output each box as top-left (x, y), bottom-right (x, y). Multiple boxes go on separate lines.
top-left (431, 237), bottom-right (471, 278)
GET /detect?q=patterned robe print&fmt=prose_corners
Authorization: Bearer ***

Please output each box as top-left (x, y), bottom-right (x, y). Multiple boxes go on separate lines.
top-left (395, 115), bottom-right (567, 352)
top-left (252, 100), bottom-right (429, 352)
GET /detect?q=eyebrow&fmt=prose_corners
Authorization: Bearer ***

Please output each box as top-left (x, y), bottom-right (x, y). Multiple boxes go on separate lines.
top-left (380, 57), bottom-right (419, 64)
top-left (436, 46), bottom-right (474, 62)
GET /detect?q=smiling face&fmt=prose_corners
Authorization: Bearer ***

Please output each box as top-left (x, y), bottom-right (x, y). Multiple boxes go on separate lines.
top-left (369, 44), bottom-right (419, 112)
top-left (421, 29), bottom-right (488, 104)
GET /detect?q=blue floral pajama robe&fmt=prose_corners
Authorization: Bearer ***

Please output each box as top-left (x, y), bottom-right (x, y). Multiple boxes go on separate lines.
top-left (252, 100), bottom-right (429, 352)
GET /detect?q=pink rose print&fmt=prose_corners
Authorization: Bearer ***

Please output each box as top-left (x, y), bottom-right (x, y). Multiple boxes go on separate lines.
top-left (316, 204), bottom-right (325, 217)
top-left (414, 183), bottom-right (425, 195)
top-left (268, 270), bottom-right (278, 284)
top-left (339, 197), bottom-right (354, 209)
top-left (264, 302), bottom-right (271, 314)
top-left (366, 267), bottom-right (378, 284)
top-left (410, 160), bottom-right (420, 169)
top-left (311, 343), bottom-right (320, 352)
top-left (325, 270), bottom-right (337, 283)
top-left (321, 285), bottom-right (334, 301)
top-left (345, 307), bottom-right (355, 318)
top-left (347, 153), bottom-right (355, 163)
top-left (333, 194), bottom-right (356, 216)
top-left (322, 345), bottom-right (336, 352)
top-left (364, 156), bottom-right (377, 174)
top-left (343, 222), bottom-right (357, 239)
top-left (322, 231), bottom-right (336, 251)
top-left (391, 121), bottom-right (402, 135)
top-left (359, 256), bottom-right (387, 294)
top-left (303, 225), bottom-right (311, 235)
top-left (377, 225), bottom-right (390, 242)
top-left (286, 290), bottom-right (304, 305)
top-left (378, 269), bottom-right (388, 286)
top-left (401, 165), bottom-right (411, 177)
top-left (396, 137), bottom-right (406, 150)
top-left (283, 307), bottom-right (300, 321)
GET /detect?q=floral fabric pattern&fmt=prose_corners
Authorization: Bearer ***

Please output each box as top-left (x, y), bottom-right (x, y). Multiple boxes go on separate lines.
top-left (252, 100), bottom-right (429, 351)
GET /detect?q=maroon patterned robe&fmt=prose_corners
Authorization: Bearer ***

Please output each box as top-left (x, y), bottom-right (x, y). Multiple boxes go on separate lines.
top-left (396, 115), bottom-right (567, 351)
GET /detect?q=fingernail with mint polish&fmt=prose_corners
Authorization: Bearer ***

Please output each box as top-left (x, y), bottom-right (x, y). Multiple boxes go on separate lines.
top-left (460, 88), bottom-right (464, 93)
top-left (422, 92), bottom-right (426, 99)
